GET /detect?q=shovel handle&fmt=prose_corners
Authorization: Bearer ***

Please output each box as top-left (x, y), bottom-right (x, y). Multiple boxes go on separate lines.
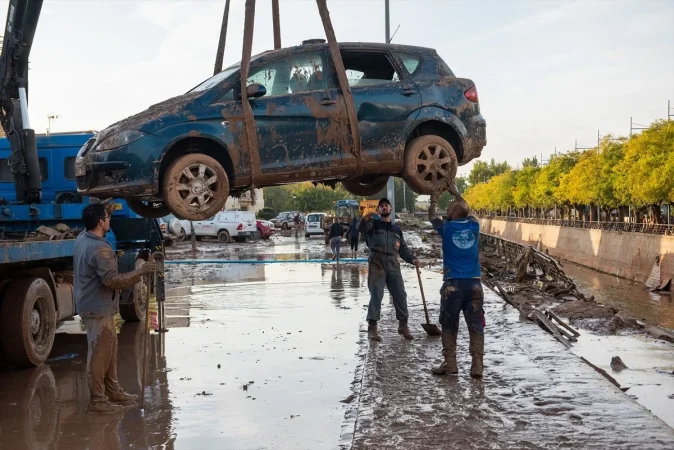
top-left (416, 266), bottom-right (432, 325)
top-left (140, 273), bottom-right (152, 409)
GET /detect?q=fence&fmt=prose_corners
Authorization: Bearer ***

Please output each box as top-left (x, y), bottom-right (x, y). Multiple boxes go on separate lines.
top-left (478, 216), bottom-right (674, 236)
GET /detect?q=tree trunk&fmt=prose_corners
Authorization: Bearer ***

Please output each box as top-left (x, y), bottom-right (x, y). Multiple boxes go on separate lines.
top-left (652, 204), bottom-right (663, 224)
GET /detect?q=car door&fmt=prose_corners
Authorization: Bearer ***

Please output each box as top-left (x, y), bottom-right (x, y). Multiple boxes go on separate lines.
top-left (244, 49), bottom-right (349, 175)
top-left (339, 49), bottom-right (422, 164)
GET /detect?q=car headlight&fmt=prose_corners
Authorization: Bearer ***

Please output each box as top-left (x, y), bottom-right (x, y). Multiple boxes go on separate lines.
top-left (96, 130), bottom-right (146, 151)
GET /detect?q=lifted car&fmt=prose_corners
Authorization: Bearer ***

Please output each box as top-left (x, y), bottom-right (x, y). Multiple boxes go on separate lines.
top-left (76, 41), bottom-right (486, 221)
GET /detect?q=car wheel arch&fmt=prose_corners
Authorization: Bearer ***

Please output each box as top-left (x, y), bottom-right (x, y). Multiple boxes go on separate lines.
top-left (405, 114), bottom-right (465, 163)
top-left (158, 136), bottom-right (236, 189)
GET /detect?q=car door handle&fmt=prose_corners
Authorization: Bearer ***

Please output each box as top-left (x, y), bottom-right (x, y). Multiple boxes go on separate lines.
top-left (320, 99), bottom-right (336, 106)
top-left (401, 88), bottom-right (416, 96)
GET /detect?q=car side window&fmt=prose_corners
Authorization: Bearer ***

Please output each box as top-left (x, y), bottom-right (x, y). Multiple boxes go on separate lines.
top-left (246, 51), bottom-right (327, 97)
top-left (396, 52), bottom-right (421, 76)
top-left (342, 51), bottom-right (401, 87)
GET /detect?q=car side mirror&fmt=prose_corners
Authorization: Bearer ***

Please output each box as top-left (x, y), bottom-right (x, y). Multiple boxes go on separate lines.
top-left (245, 83), bottom-right (266, 99)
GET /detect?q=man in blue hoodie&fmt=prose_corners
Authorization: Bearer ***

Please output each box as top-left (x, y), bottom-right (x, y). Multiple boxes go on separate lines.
top-left (428, 198), bottom-right (484, 378)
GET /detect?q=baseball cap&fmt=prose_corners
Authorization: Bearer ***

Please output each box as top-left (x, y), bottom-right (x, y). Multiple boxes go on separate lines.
top-left (378, 197), bottom-right (391, 207)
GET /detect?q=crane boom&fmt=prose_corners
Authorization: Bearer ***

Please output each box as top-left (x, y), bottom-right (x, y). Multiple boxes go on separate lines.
top-left (0, 0), bottom-right (44, 203)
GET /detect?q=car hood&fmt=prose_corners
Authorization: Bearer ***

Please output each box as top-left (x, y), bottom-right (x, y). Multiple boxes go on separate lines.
top-left (96, 92), bottom-right (203, 142)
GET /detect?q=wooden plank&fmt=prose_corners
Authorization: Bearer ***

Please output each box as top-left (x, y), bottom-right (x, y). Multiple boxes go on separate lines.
top-left (494, 282), bottom-right (526, 316)
top-left (545, 309), bottom-right (581, 337)
top-left (530, 310), bottom-right (572, 349)
top-left (240, 0), bottom-right (262, 187)
top-left (580, 356), bottom-right (621, 389)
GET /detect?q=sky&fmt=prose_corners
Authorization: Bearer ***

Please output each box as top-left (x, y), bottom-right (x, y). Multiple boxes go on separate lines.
top-left (1, 0), bottom-right (673, 176)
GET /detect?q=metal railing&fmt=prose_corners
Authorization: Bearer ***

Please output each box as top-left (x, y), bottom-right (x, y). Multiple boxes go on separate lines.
top-left (478, 216), bottom-right (674, 236)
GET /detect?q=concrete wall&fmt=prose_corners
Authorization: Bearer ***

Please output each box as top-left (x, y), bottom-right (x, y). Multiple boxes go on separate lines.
top-left (479, 219), bottom-right (674, 287)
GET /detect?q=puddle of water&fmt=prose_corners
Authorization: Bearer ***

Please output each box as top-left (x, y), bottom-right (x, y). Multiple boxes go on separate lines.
top-left (562, 260), bottom-right (674, 329)
top-left (0, 262), bottom-right (367, 450)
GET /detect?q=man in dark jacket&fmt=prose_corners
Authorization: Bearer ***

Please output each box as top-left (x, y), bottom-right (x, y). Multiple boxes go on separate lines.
top-left (348, 216), bottom-right (359, 259)
top-left (428, 198), bottom-right (484, 378)
top-left (74, 203), bottom-right (156, 413)
top-left (359, 198), bottom-right (419, 341)
top-left (328, 219), bottom-right (344, 261)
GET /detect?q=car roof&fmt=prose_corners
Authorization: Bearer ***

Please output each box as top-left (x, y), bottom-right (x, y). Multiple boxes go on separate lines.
top-left (251, 42), bottom-right (435, 63)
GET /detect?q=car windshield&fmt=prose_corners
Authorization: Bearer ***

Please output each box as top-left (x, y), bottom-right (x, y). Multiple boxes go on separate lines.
top-left (188, 51), bottom-right (270, 93)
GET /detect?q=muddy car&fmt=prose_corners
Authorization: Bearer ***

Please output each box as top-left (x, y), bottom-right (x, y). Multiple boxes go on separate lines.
top-left (75, 42), bottom-right (486, 221)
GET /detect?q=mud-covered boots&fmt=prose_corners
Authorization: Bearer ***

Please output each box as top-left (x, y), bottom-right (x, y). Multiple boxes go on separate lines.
top-left (368, 321), bottom-right (382, 342)
top-left (397, 319), bottom-right (414, 340)
top-left (469, 332), bottom-right (484, 378)
top-left (431, 332), bottom-right (458, 375)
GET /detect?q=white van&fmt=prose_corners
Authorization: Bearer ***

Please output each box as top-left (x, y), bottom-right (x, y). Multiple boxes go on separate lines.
top-left (180, 211), bottom-right (257, 243)
top-left (304, 212), bottom-right (327, 238)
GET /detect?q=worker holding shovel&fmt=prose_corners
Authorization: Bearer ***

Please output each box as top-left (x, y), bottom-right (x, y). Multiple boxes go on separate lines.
top-left (428, 198), bottom-right (485, 378)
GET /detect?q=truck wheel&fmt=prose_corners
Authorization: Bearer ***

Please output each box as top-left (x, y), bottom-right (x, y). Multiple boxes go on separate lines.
top-left (342, 175), bottom-right (389, 196)
top-left (402, 135), bottom-right (458, 194)
top-left (126, 199), bottom-right (170, 219)
top-left (119, 259), bottom-right (148, 322)
top-left (0, 278), bottom-right (56, 367)
top-left (218, 229), bottom-right (231, 243)
top-left (163, 153), bottom-right (229, 221)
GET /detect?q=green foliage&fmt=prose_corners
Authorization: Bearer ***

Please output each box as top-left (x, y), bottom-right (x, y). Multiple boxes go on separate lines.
top-left (512, 166), bottom-right (539, 209)
top-left (437, 176), bottom-right (468, 210)
top-left (263, 182), bottom-right (351, 213)
top-left (521, 156), bottom-right (539, 168)
top-left (258, 207), bottom-right (276, 220)
top-left (365, 178), bottom-right (418, 212)
top-left (468, 159), bottom-right (511, 185)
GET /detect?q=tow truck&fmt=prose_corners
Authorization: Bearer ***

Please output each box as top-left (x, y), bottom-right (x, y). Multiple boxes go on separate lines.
top-left (0, 0), bottom-right (162, 368)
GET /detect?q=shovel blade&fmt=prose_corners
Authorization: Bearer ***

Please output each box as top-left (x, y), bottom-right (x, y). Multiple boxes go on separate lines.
top-left (421, 323), bottom-right (442, 336)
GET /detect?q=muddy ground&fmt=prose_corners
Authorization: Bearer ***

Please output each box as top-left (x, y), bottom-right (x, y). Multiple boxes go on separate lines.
top-left (0, 233), bottom-right (672, 449)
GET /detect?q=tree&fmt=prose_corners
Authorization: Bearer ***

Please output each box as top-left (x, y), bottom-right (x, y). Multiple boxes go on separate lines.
top-left (364, 178), bottom-right (418, 213)
top-left (437, 176), bottom-right (468, 210)
top-left (512, 166), bottom-right (539, 216)
top-left (521, 156), bottom-right (539, 168)
top-left (467, 159), bottom-right (511, 186)
top-left (531, 152), bottom-right (579, 213)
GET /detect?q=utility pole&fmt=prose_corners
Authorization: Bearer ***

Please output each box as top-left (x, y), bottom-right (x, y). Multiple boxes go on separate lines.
top-left (668, 100), bottom-right (673, 121)
top-left (630, 117), bottom-right (648, 137)
top-left (46, 113), bottom-right (58, 135)
top-left (213, 0), bottom-right (231, 75)
top-left (384, 0), bottom-right (396, 220)
top-left (272, 0), bottom-right (281, 49)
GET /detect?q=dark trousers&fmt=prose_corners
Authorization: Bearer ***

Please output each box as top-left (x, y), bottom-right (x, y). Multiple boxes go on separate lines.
top-left (350, 238), bottom-right (359, 251)
top-left (439, 279), bottom-right (485, 334)
top-left (83, 316), bottom-right (124, 404)
top-left (366, 254), bottom-right (408, 322)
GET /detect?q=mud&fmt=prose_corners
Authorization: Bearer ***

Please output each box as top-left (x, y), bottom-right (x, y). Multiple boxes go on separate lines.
top-left (348, 267), bottom-right (674, 449)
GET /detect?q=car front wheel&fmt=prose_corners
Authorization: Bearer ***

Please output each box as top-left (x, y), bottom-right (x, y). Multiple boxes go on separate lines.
top-left (163, 153), bottom-right (229, 221)
top-left (402, 135), bottom-right (458, 194)
top-left (342, 175), bottom-right (389, 196)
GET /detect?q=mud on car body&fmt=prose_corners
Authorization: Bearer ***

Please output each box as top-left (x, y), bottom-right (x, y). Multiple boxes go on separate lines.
top-left (75, 42), bottom-right (486, 221)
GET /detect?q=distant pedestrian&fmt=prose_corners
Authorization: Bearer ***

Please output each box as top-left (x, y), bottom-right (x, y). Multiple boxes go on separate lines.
top-left (74, 203), bottom-right (156, 413)
top-left (294, 213), bottom-right (301, 237)
top-left (348, 216), bottom-right (359, 259)
top-left (427, 198), bottom-right (484, 378)
top-left (329, 219), bottom-right (344, 261)
top-left (359, 198), bottom-right (419, 341)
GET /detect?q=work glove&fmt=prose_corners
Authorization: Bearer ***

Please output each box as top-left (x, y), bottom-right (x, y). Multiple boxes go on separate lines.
top-left (141, 253), bottom-right (157, 275)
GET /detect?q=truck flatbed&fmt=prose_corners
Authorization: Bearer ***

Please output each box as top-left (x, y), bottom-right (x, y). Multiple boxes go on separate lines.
top-left (0, 238), bottom-right (75, 264)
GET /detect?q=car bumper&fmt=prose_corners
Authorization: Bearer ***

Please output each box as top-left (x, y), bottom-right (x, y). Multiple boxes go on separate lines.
top-left (461, 115), bottom-right (487, 163)
top-left (75, 134), bottom-right (163, 197)
top-left (237, 231), bottom-right (256, 238)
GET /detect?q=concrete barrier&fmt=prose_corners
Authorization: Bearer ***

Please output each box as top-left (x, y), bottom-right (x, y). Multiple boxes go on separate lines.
top-left (479, 218), bottom-right (674, 287)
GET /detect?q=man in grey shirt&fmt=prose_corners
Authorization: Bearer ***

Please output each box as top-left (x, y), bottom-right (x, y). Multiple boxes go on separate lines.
top-left (74, 203), bottom-right (155, 413)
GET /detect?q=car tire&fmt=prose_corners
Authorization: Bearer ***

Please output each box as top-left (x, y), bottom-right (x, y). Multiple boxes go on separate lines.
top-left (402, 135), bottom-right (458, 194)
top-left (218, 229), bottom-right (231, 243)
top-left (256, 228), bottom-right (263, 239)
top-left (163, 153), bottom-right (229, 221)
top-left (342, 175), bottom-right (389, 196)
top-left (126, 199), bottom-right (171, 219)
top-left (0, 277), bottom-right (56, 367)
top-left (281, 223), bottom-right (288, 230)
top-left (119, 259), bottom-right (149, 322)
top-left (178, 228), bottom-right (186, 241)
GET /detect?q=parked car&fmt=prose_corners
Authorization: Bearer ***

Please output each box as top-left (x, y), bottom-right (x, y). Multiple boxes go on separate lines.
top-left (256, 220), bottom-right (274, 239)
top-left (305, 212), bottom-right (327, 238)
top-left (181, 211), bottom-right (257, 242)
top-left (271, 211), bottom-right (304, 229)
top-left (75, 42), bottom-right (486, 222)
top-left (158, 214), bottom-right (186, 241)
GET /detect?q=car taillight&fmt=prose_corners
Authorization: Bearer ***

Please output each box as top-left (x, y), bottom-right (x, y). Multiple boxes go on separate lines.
top-left (237, 223), bottom-right (243, 230)
top-left (464, 85), bottom-right (479, 103)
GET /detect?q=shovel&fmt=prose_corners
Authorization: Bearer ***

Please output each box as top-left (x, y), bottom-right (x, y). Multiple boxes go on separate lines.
top-left (416, 266), bottom-right (442, 336)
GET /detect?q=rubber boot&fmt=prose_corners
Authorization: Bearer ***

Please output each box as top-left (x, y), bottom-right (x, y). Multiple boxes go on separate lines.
top-left (397, 319), bottom-right (414, 340)
top-left (368, 321), bottom-right (382, 342)
top-left (88, 400), bottom-right (124, 414)
top-left (108, 390), bottom-right (139, 406)
top-left (431, 332), bottom-right (458, 375)
top-left (469, 332), bottom-right (484, 378)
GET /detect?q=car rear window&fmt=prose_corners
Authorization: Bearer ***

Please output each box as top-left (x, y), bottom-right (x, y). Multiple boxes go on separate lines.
top-left (307, 214), bottom-right (322, 222)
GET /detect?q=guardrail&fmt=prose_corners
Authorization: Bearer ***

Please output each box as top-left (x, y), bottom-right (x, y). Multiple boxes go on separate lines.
top-left (478, 216), bottom-right (674, 236)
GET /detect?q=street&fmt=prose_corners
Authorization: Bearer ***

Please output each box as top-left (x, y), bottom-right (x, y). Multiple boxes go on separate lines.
top-left (0, 235), bottom-right (673, 449)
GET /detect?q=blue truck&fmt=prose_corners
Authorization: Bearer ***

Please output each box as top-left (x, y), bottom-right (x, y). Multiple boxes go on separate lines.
top-left (0, 0), bottom-right (163, 368)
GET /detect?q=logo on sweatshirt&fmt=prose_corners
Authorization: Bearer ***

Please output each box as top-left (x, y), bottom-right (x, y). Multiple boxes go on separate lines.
top-left (452, 230), bottom-right (475, 249)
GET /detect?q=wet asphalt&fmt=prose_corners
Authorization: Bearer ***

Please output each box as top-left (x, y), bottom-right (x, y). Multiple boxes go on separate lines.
top-left (0, 235), bottom-right (672, 449)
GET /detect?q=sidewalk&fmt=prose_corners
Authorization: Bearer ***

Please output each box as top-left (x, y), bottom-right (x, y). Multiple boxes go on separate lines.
top-left (348, 268), bottom-right (674, 450)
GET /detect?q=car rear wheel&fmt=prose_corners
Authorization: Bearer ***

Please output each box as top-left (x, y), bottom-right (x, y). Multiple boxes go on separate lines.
top-left (177, 228), bottom-right (186, 241)
top-left (126, 199), bottom-right (170, 219)
top-left (342, 175), bottom-right (389, 196)
top-left (163, 153), bottom-right (229, 221)
top-left (218, 229), bottom-right (231, 243)
top-left (402, 135), bottom-right (458, 194)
